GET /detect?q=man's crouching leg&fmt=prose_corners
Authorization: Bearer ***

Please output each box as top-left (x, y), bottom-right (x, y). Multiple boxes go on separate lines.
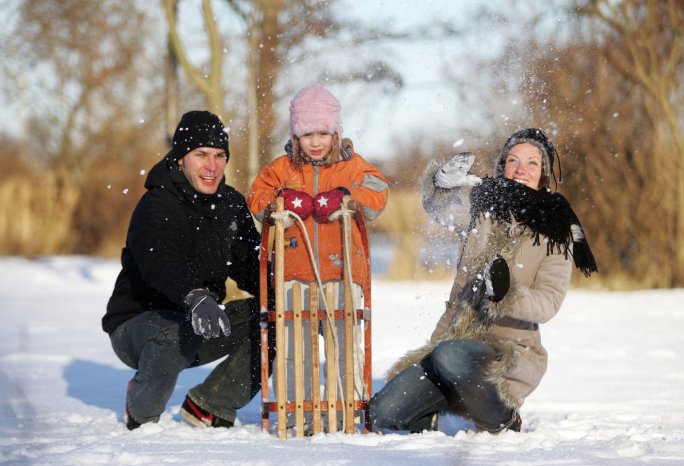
top-left (110, 310), bottom-right (197, 429)
top-left (184, 298), bottom-right (262, 427)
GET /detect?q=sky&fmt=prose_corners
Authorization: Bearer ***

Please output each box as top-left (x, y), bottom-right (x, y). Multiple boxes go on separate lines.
top-left (0, 0), bottom-right (574, 162)
top-left (2, 256), bottom-right (684, 465)
top-left (274, 0), bottom-right (573, 160)
top-left (282, 0), bottom-right (517, 160)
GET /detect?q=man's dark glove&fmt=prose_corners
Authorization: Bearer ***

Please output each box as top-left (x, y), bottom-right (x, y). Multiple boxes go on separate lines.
top-left (279, 188), bottom-right (314, 220)
top-left (184, 288), bottom-right (231, 339)
top-left (484, 255), bottom-right (510, 302)
top-left (313, 187), bottom-right (349, 223)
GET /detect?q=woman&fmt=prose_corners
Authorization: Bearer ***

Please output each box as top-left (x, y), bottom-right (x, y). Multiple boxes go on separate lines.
top-left (369, 128), bottom-right (597, 433)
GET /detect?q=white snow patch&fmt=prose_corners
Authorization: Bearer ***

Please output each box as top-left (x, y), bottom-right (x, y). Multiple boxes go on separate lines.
top-left (1, 256), bottom-right (683, 465)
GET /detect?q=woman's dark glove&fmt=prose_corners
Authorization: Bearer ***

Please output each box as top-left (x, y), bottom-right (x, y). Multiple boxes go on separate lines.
top-left (458, 255), bottom-right (510, 324)
top-left (484, 255), bottom-right (510, 302)
top-left (184, 288), bottom-right (231, 339)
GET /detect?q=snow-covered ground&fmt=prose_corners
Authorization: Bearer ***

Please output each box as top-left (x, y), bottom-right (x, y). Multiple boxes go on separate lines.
top-left (1, 256), bottom-right (683, 465)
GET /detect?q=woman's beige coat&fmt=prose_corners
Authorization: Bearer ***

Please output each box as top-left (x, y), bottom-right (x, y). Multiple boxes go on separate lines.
top-left (387, 159), bottom-right (572, 411)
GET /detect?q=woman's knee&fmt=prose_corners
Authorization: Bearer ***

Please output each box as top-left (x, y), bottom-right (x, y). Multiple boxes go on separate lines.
top-left (369, 391), bottom-right (415, 430)
top-left (431, 340), bottom-right (490, 383)
top-left (368, 393), bottom-right (392, 428)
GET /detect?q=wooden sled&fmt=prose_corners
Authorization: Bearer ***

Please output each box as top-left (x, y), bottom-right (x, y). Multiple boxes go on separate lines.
top-left (260, 197), bottom-right (372, 438)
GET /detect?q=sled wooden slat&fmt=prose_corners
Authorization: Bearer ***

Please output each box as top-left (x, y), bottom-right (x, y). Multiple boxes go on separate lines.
top-left (309, 281), bottom-right (322, 434)
top-left (342, 202), bottom-right (355, 434)
top-left (292, 282), bottom-right (305, 437)
top-left (259, 204), bottom-right (271, 433)
top-left (324, 283), bottom-right (338, 433)
top-left (263, 400), bottom-right (368, 412)
top-left (267, 310), bottom-right (367, 321)
top-left (274, 197), bottom-right (287, 440)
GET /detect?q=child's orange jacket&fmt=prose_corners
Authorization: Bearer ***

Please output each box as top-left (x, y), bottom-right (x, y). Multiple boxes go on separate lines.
top-left (247, 146), bottom-right (389, 289)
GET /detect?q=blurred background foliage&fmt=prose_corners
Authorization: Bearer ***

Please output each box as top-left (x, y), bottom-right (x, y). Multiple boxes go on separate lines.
top-left (0, 0), bottom-right (682, 288)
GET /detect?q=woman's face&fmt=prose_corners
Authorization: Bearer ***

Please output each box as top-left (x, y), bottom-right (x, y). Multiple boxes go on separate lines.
top-left (503, 143), bottom-right (543, 190)
top-left (298, 132), bottom-right (333, 161)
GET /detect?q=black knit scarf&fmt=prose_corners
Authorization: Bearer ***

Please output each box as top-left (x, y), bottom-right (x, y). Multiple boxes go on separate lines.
top-left (469, 177), bottom-right (598, 277)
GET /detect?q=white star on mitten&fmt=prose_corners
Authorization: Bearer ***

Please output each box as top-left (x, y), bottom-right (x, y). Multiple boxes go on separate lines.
top-left (292, 197), bottom-right (303, 209)
top-left (317, 196), bottom-right (329, 207)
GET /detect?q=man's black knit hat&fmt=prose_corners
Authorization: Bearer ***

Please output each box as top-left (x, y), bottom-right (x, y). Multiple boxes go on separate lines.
top-left (168, 110), bottom-right (229, 162)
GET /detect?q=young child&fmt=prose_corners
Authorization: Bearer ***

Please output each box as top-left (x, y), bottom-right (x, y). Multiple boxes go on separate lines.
top-left (247, 84), bottom-right (389, 429)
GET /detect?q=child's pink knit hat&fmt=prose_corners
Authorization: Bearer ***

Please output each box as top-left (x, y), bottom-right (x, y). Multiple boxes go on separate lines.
top-left (289, 84), bottom-right (342, 138)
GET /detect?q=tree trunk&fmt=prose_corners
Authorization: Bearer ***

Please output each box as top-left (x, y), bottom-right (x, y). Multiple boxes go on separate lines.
top-left (246, 0), bottom-right (263, 186)
top-left (165, 0), bottom-right (179, 147)
top-left (162, 0), bottom-right (232, 181)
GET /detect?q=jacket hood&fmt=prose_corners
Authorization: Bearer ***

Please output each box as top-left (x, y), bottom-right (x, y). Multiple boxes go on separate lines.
top-left (144, 152), bottom-right (177, 191)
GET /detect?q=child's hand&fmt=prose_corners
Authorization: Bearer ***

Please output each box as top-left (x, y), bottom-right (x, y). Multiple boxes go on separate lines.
top-left (313, 188), bottom-right (349, 223)
top-left (279, 188), bottom-right (314, 220)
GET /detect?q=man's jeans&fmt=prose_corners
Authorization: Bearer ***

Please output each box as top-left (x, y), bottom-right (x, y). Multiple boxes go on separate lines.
top-left (110, 298), bottom-right (262, 424)
top-left (369, 339), bottom-right (514, 433)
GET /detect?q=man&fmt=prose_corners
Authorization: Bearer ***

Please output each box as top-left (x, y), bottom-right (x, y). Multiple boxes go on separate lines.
top-left (103, 110), bottom-right (262, 430)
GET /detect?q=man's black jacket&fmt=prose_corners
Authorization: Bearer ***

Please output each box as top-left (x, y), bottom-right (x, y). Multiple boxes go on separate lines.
top-left (103, 155), bottom-right (260, 334)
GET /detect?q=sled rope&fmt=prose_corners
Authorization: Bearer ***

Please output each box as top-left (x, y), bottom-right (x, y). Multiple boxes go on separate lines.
top-left (340, 205), bottom-right (360, 313)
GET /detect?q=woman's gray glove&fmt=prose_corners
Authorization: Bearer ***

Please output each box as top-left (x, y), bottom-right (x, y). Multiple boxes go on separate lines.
top-left (184, 288), bottom-right (231, 339)
top-left (433, 152), bottom-right (481, 189)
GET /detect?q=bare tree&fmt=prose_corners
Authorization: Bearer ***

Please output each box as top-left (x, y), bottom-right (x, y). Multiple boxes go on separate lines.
top-left (520, 42), bottom-right (666, 287)
top-left (245, 0), bottom-right (264, 184)
top-left (162, 0), bottom-right (236, 179)
top-left (0, 0), bottom-right (166, 255)
top-left (578, 0), bottom-right (684, 285)
top-left (237, 0), bottom-right (342, 184)
top-left (162, 0), bottom-right (339, 187)
top-left (165, 0), bottom-right (180, 144)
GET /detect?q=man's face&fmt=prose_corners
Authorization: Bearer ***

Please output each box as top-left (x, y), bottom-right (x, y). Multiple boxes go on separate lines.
top-left (178, 147), bottom-right (227, 195)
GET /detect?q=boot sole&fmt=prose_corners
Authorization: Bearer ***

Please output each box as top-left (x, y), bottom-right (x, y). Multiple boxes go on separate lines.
top-left (180, 407), bottom-right (209, 428)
